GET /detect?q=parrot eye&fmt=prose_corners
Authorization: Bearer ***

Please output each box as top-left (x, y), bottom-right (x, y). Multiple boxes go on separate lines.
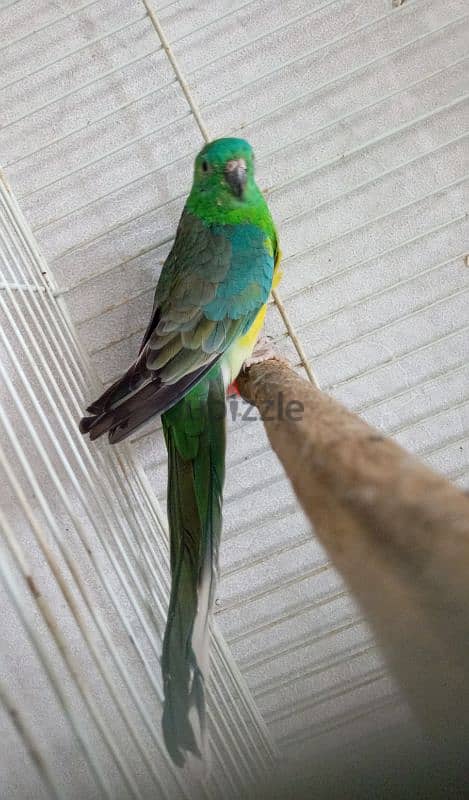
top-left (201, 160), bottom-right (209, 173)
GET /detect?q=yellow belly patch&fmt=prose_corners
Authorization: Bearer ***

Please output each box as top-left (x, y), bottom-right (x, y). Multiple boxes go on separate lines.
top-left (222, 251), bottom-right (283, 384)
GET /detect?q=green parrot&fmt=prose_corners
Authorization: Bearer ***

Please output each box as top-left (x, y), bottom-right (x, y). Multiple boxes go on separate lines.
top-left (80, 137), bottom-right (281, 767)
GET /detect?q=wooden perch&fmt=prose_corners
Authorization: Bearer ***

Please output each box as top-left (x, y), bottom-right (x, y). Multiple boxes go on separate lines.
top-left (237, 353), bottom-right (469, 748)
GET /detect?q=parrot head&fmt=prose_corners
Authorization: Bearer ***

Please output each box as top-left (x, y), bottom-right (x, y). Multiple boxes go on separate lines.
top-left (191, 137), bottom-right (257, 206)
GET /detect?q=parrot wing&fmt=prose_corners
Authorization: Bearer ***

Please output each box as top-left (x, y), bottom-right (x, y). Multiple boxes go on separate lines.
top-left (79, 211), bottom-right (275, 443)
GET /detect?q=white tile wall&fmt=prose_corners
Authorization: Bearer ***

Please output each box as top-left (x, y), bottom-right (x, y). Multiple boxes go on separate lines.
top-left (1, 0), bottom-right (467, 784)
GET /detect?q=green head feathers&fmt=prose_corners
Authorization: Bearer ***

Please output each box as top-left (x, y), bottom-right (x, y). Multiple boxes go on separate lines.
top-left (186, 137), bottom-right (270, 228)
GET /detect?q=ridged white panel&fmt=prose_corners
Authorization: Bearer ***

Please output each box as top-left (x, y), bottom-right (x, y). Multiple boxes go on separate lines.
top-left (1, 0), bottom-right (467, 777)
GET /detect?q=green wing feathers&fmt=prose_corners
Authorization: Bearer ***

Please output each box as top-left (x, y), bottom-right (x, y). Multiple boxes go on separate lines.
top-left (79, 212), bottom-right (274, 443)
top-left (161, 366), bottom-right (226, 766)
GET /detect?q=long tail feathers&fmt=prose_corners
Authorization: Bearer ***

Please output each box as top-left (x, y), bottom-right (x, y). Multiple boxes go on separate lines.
top-left (161, 367), bottom-right (225, 767)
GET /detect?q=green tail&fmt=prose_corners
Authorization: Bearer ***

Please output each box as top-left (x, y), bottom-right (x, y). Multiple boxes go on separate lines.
top-left (161, 365), bottom-right (226, 767)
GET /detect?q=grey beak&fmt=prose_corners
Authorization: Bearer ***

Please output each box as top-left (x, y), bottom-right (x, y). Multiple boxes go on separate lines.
top-left (225, 158), bottom-right (247, 198)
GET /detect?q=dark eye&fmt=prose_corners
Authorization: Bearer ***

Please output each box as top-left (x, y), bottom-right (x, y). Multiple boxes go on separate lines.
top-left (201, 160), bottom-right (209, 173)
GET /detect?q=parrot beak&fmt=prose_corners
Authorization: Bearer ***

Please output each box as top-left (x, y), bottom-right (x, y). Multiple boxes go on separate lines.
top-left (224, 158), bottom-right (247, 198)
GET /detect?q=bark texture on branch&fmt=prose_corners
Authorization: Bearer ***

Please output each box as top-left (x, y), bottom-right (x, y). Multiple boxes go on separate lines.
top-left (237, 357), bottom-right (469, 746)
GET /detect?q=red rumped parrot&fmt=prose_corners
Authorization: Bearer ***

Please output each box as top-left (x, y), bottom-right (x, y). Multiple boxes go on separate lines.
top-left (80, 137), bottom-right (281, 767)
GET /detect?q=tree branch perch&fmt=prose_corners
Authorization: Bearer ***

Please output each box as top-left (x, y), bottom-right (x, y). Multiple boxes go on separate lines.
top-left (237, 354), bottom-right (469, 747)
